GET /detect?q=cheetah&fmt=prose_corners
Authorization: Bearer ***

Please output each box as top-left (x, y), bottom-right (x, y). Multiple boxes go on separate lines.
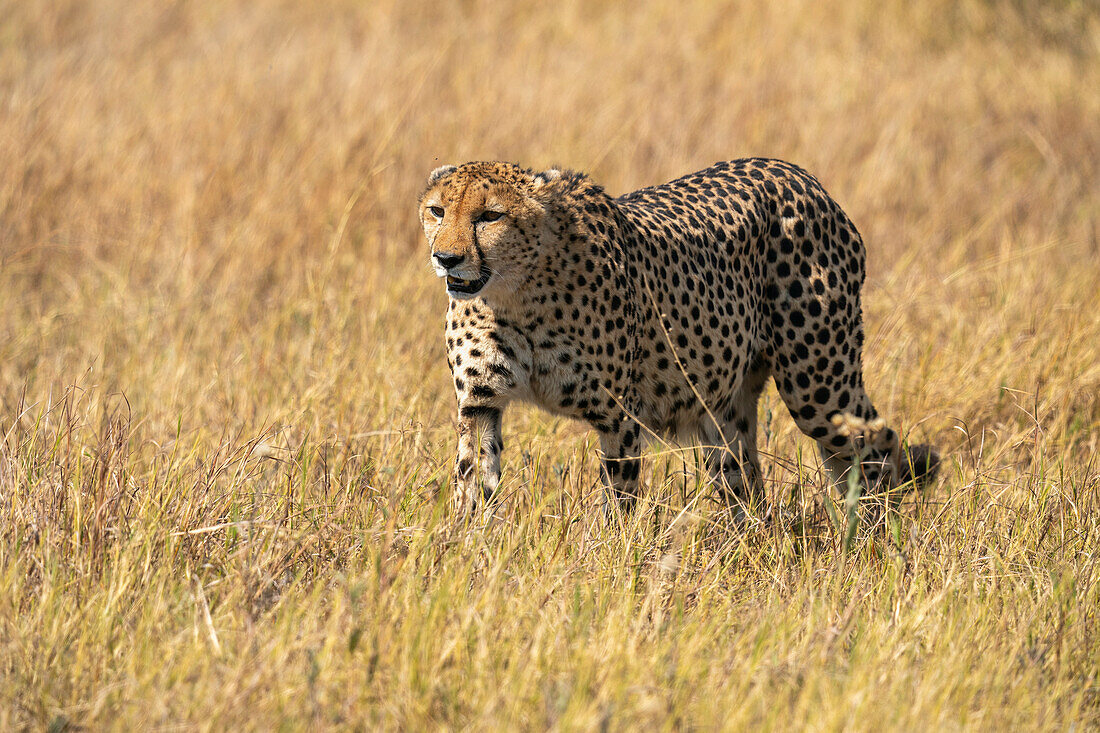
top-left (418, 159), bottom-right (938, 516)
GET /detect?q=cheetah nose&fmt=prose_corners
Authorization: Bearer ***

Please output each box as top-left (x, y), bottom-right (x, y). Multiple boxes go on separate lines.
top-left (434, 252), bottom-right (465, 270)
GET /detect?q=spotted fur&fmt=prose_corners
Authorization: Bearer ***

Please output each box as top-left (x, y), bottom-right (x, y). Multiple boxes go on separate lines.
top-left (418, 159), bottom-right (938, 514)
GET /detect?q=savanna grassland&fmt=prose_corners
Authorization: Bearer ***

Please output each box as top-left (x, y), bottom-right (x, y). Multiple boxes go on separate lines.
top-left (2, 1), bottom-right (1099, 729)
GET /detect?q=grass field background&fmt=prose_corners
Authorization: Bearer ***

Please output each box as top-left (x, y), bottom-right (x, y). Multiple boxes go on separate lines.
top-left (2, 0), bottom-right (1099, 728)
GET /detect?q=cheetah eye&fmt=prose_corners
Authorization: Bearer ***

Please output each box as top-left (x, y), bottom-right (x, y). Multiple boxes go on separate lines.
top-left (476, 210), bottom-right (505, 223)
top-left (428, 205), bottom-right (444, 218)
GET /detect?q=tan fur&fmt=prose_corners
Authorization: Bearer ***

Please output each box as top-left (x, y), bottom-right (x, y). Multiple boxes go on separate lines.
top-left (419, 160), bottom-right (938, 516)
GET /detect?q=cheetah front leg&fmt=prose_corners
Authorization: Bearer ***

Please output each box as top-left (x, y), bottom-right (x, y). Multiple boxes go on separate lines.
top-left (453, 404), bottom-right (504, 514)
top-left (597, 414), bottom-right (644, 516)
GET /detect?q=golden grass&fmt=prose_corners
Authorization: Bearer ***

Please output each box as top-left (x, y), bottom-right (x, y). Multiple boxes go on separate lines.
top-left (2, 0), bottom-right (1099, 728)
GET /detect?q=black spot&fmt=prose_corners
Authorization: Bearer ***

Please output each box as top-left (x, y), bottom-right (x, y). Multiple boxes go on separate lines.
top-left (460, 405), bottom-right (501, 420)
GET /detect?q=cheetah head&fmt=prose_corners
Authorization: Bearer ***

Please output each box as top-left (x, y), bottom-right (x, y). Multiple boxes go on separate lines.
top-left (418, 162), bottom-right (564, 301)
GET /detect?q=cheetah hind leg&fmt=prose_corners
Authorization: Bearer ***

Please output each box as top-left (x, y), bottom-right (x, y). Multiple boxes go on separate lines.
top-left (896, 442), bottom-right (940, 488)
top-left (775, 379), bottom-right (939, 508)
top-left (702, 365), bottom-right (768, 519)
top-left (702, 439), bottom-right (763, 523)
top-left (820, 432), bottom-right (940, 533)
top-left (816, 416), bottom-right (940, 504)
top-left (702, 416), bottom-right (764, 518)
top-left (768, 323), bottom-right (938, 499)
top-left (597, 415), bottom-right (644, 520)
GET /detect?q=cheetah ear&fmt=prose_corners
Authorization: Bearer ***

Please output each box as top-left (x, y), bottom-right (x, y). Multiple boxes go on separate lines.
top-left (532, 168), bottom-right (563, 187)
top-left (427, 165), bottom-right (457, 186)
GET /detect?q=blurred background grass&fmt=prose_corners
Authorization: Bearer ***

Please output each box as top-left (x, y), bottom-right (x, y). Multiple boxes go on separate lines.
top-left (1, 0), bottom-right (1098, 729)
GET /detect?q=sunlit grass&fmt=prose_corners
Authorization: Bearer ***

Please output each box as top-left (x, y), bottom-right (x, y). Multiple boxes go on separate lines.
top-left (1, 0), bottom-right (1098, 728)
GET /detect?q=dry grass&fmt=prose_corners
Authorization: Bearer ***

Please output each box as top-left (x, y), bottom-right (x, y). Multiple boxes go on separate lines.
top-left (2, 0), bottom-right (1099, 729)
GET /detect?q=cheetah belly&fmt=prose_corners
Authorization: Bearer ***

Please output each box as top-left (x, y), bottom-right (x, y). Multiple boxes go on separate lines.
top-left (526, 351), bottom-right (592, 420)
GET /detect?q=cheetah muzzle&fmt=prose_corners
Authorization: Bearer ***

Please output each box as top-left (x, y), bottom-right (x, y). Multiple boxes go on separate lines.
top-left (445, 264), bottom-right (492, 297)
top-left (418, 158), bottom-right (940, 520)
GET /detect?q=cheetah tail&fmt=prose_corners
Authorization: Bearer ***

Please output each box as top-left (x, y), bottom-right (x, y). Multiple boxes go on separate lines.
top-left (898, 443), bottom-right (940, 488)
